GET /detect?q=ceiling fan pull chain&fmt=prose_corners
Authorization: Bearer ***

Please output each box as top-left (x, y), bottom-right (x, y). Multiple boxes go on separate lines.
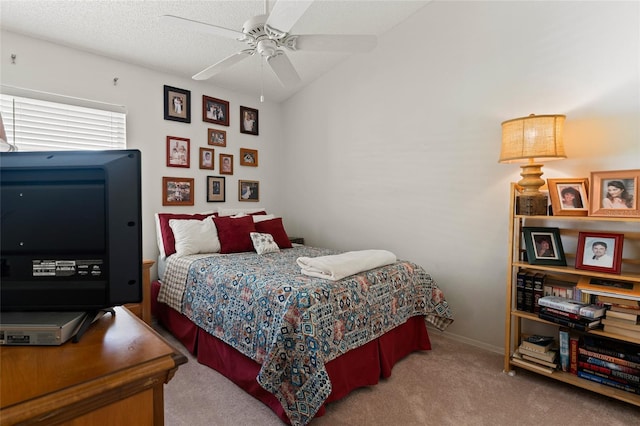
top-left (260, 58), bottom-right (265, 103)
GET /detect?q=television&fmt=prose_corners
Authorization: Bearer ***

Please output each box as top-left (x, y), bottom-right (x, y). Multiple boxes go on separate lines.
top-left (0, 149), bottom-right (142, 313)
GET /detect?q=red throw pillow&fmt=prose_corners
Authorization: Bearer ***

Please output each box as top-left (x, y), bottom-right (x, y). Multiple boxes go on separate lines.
top-left (213, 215), bottom-right (257, 254)
top-left (254, 218), bottom-right (293, 249)
top-left (157, 213), bottom-right (215, 257)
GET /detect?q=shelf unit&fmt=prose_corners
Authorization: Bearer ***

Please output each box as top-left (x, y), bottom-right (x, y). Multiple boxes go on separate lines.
top-left (504, 183), bottom-right (640, 406)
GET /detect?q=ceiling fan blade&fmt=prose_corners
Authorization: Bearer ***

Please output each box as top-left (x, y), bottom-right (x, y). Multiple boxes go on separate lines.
top-left (294, 34), bottom-right (377, 53)
top-left (265, 0), bottom-right (314, 33)
top-left (267, 53), bottom-right (301, 87)
top-left (192, 51), bottom-right (252, 80)
top-left (160, 15), bottom-right (242, 39)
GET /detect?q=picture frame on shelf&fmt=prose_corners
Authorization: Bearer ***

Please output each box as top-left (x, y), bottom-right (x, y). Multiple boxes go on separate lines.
top-left (202, 96), bottom-right (230, 126)
top-left (163, 85), bottom-right (190, 123)
top-left (208, 128), bottom-right (227, 147)
top-left (239, 180), bottom-right (259, 201)
top-left (589, 169), bottom-right (639, 218)
top-left (240, 106), bottom-right (259, 135)
top-left (162, 177), bottom-right (194, 206)
top-left (199, 148), bottom-right (214, 170)
top-left (206, 176), bottom-right (225, 202)
top-left (219, 153), bottom-right (233, 175)
top-left (547, 178), bottom-right (589, 216)
top-left (166, 136), bottom-right (190, 168)
top-left (575, 232), bottom-right (624, 275)
top-left (523, 227), bottom-right (566, 266)
top-left (239, 148), bottom-right (258, 166)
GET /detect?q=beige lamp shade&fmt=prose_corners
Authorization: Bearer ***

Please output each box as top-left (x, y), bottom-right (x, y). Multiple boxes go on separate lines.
top-left (499, 114), bottom-right (566, 163)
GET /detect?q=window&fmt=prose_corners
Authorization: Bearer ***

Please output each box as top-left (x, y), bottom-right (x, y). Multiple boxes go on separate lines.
top-left (0, 91), bottom-right (126, 151)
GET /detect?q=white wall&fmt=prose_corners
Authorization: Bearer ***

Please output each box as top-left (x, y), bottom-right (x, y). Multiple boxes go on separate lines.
top-left (0, 31), bottom-right (284, 278)
top-left (279, 1), bottom-right (640, 350)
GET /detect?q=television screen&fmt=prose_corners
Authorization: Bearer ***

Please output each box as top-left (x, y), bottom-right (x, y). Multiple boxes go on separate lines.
top-left (0, 149), bottom-right (142, 312)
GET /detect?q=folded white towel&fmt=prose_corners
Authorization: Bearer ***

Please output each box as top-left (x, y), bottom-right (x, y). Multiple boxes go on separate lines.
top-left (296, 249), bottom-right (397, 281)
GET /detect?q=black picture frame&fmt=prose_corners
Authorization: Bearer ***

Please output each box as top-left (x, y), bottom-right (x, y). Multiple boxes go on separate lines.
top-left (523, 227), bottom-right (566, 266)
top-left (203, 96), bottom-right (229, 126)
top-left (239, 180), bottom-right (259, 201)
top-left (240, 106), bottom-right (259, 135)
top-left (207, 176), bottom-right (225, 202)
top-left (164, 85), bottom-right (191, 123)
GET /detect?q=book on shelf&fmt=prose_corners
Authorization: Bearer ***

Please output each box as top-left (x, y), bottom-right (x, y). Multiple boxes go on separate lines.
top-left (578, 361), bottom-right (640, 386)
top-left (579, 347), bottom-right (640, 370)
top-left (521, 335), bottom-right (555, 352)
top-left (602, 317), bottom-right (640, 329)
top-left (524, 272), bottom-right (535, 313)
top-left (537, 296), bottom-right (586, 315)
top-left (570, 334), bottom-right (579, 375)
top-left (520, 353), bottom-right (559, 369)
top-left (580, 335), bottom-right (640, 364)
top-left (540, 306), bottom-right (580, 320)
top-left (579, 304), bottom-right (607, 319)
top-left (577, 370), bottom-right (640, 395)
top-left (603, 324), bottom-right (640, 340)
top-left (558, 329), bottom-right (570, 372)
top-left (577, 276), bottom-right (640, 299)
top-left (516, 270), bottom-right (527, 311)
top-left (538, 311), bottom-right (601, 331)
top-left (606, 309), bottom-right (640, 323)
top-left (511, 353), bottom-right (555, 374)
top-left (597, 295), bottom-right (640, 306)
top-left (533, 273), bottom-right (545, 313)
top-left (609, 304), bottom-right (640, 315)
top-left (518, 345), bottom-right (557, 363)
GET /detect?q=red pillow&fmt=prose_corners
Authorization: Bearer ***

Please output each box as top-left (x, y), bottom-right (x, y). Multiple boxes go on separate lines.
top-left (213, 215), bottom-right (257, 254)
top-left (254, 218), bottom-right (293, 249)
top-left (157, 213), bottom-right (215, 257)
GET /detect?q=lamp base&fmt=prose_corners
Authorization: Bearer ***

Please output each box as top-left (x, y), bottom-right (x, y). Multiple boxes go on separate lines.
top-left (516, 193), bottom-right (548, 216)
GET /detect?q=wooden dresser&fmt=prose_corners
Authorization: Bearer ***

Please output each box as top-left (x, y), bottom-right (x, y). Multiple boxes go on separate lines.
top-left (0, 306), bottom-right (187, 425)
top-left (124, 259), bottom-right (155, 324)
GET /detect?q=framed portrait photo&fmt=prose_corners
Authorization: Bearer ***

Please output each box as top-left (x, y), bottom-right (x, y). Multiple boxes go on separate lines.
top-left (547, 178), bottom-right (589, 216)
top-left (162, 177), bottom-right (194, 206)
top-left (163, 85), bottom-right (191, 123)
top-left (575, 232), bottom-right (624, 274)
top-left (166, 136), bottom-right (190, 168)
top-left (240, 106), bottom-right (259, 135)
top-left (239, 180), bottom-right (259, 202)
top-left (208, 128), bottom-right (227, 147)
top-left (239, 148), bottom-right (258, 166)
top-left (523, 227), bottom-right (566, 266)
top-left (219, 153), bottom-right (233, 175)
top-left (206, 176), bottom-right (225, 202)
top-left (202, 96), bottom-right (229, 126)
top-left (199, 148), bottom-right (214, 170)
top-left (589, 169), bottom-right (639, 218)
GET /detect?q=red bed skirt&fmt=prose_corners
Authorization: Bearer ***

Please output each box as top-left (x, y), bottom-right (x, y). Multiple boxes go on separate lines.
top-left (151, 280), bottom-right (431, 424)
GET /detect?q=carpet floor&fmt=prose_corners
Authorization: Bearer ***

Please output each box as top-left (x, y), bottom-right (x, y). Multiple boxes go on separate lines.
top-left (156, 324), bottom-right (639, 425)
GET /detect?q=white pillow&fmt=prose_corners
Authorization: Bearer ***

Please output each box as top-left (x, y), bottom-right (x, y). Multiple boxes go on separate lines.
top-left (250, 232), bottom-right (280, 255)
top-left (252, 214), bottom-right (276, 223)
top-left (169, 218), bottom-right (221, 257)
top-left (218, 207), bottom-right (266, 217)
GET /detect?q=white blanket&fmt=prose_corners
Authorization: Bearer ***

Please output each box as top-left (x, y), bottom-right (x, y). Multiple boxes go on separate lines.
top-left (296, 249), bottom-right (397, 281)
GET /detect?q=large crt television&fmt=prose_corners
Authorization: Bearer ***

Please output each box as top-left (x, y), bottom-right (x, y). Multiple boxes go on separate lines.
top-left (0, 150), bottom-right (142, 312)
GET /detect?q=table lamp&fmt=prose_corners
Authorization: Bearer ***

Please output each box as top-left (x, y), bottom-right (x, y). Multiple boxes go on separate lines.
top-left (499, 114), bottom-right (566, 215)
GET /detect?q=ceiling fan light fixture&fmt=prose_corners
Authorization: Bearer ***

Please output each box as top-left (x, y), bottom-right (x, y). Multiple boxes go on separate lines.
top-left (257, 39), bottom-right (278, 57)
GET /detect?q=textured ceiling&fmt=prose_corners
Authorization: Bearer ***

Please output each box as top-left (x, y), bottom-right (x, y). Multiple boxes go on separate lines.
top-left (0, 0), bottom-right (430, 102)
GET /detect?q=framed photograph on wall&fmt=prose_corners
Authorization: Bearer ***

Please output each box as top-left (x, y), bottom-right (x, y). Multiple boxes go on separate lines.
top-left (547, 178), bottom-right (589, 216)
top-left (575, 232), bottom-right (624, 274)
top-left (522, 227), bottom-right (566, 266)
top-left (239, 180), bottom-right (259, 202)
top-left (202, 96), bottom-right (229, 126)
top-left (207, 176), bottom-right (225, 202)
top-left (166, 136), bottom-right (190, 168)
top-left (589, 169), bottom-right (639, 218)
top-left (163, 85), bottom-right (190, 123)
top-left (162, 177), bottom-right (194, 206)
top-left (239, 148), bottom-right (258, 166)
top-left (199, 148), bottom-right (214, 170)
top-left (208, 128), bottom-right (227, 147)
top-left (219, 153), bottom-right (233, 175)
top-left (240, 106), bottom-right (259, 135)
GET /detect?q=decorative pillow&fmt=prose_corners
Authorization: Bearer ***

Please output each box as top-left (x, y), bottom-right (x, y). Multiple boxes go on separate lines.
top-left (252, 214), bottom-right (276, 223)
top-left (217, 207), bottom-right (267, 217)
top-left (254, 217), bottom-right (293, 249)
top-left (250, 232), bottom-right (280, 255)
top-left (155, 212), bottom-right (216, 258)
top-left (169, 218), bottom-right (220, 257)
top-left (212, 215), bottom-right (257, 254)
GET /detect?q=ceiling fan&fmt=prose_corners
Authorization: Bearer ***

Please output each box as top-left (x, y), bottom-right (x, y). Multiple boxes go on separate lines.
top-left (161, 0), bottom-right (377, 89)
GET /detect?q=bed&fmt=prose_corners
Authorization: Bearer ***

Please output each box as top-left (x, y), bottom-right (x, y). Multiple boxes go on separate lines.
top-left (151, 210), bottom-right (453, 425)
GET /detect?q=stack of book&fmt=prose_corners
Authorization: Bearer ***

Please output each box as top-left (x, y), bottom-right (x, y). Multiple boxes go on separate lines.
top-left (577, 335), bottom-right (640, 395)
top-left (600, 297), bottom-right (640, 340)
top-left (512, 335), bottom-right (558, 373)
top-left (537, 296), bottom-right (605, 331)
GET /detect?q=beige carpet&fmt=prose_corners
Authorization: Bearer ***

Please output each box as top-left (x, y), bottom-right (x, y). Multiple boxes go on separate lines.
top-left (156, 324), bottom-right (638, 425)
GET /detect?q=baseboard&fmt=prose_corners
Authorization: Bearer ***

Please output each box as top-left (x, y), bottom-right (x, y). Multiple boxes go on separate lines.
top-left (427, 326), bottom-right (503, 355)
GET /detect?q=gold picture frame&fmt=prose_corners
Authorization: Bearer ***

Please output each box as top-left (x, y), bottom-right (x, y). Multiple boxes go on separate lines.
top-left (162, 177), bottom-right (194, 206)
top-left (547, 178), bottom-right (589, 216)
top-left (239, 148), bottom-right (258, 167)
top-left (589, 169), bottom-right (639, 217)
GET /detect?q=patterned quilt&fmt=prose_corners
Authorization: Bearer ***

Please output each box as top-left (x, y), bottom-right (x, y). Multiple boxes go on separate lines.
top-left (158, 246), bottom-right (453, 425)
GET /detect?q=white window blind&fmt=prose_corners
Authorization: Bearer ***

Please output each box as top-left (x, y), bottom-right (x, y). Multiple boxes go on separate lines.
top-left (0, 92), bottom-right (126, 151)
